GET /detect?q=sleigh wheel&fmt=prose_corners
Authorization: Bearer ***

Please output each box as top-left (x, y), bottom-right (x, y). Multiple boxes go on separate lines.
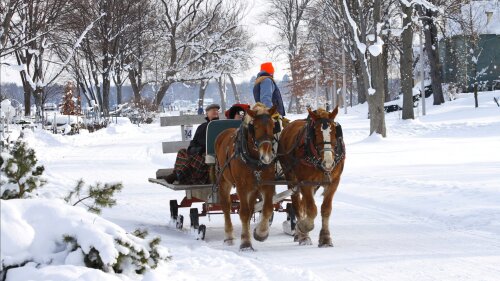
top-left (198, 224), bottom-right (206, 240)
top-left (282, 203), bottom-right (296, 236)
top-left (190, 207), bottom-right (200, 229)
top-left (286, 203), bottom-right (296, 231)
top-left (170, 199), bottom-right (179, 220)
top-left (176, 215), bottom-right (184, 230)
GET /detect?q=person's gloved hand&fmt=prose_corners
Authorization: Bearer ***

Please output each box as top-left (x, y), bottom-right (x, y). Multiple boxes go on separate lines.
top-left (281, 117), bottom-right (290, 127)
top-left (188, 146), bottom-right (202, 155)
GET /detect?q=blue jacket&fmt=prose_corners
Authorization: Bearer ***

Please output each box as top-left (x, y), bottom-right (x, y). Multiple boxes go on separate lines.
top-left (253, 71), bottom-right (286, 116)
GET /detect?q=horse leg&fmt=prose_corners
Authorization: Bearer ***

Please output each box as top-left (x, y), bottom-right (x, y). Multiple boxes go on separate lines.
top-left (286, 171), bottom-right (302, 242)
top-left (290, 190), bottom-right (302, 242)
top-left (219, 179), bottom-right (235, 246)
top-left (237, 186), bottom-right (254, 251)
top-left (318, 179), bottom-right (340, 247)
top-left (296, 186), bottom-right (317, 246)
top-left (254, 185), bottom-right (274, 242)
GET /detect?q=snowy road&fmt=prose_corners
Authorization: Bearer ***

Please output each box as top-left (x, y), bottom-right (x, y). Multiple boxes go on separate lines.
top-left (24, 91), bottom-right (500, 280)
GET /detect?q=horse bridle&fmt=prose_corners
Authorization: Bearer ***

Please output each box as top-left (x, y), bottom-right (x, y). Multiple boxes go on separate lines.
top-left (305, 116), bottom-right (336, 171)
top-left (248, 114), bottom-right (275, 150)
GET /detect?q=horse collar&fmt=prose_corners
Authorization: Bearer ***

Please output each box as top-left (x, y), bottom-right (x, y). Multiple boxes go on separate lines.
top-left (301, 118), bottom-right (345, 172)
top-left (236, 125), bottom-right (272, 169)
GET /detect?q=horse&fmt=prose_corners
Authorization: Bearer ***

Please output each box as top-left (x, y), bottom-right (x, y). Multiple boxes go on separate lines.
top-left (215, 103), bottom-right (278, 250)
top-left (278, 107), bottom-right (345, 247)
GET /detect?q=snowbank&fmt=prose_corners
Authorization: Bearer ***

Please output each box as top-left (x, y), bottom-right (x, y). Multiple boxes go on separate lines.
top-left (1, 100), bottom-right (16, 120)
top-left (1, 199), bottom-right (170, 280)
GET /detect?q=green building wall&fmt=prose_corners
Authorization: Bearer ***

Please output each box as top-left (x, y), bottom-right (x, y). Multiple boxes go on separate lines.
top-left (440, 34), bottom-right (500, 91)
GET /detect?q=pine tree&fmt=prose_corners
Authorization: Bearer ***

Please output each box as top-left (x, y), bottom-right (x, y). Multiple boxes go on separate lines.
top-left (63, 228), bottom-right (170, 274)
top-left (64, 179), bottom-right (123, 214)
top-left (61, 81), bottom-right (76, 115)
top-left (1, 138), bottom-right (46, 199)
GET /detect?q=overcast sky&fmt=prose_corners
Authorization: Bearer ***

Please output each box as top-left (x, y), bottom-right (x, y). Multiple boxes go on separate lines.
top-left (238, 0), bottom-right (287, 83)
top-left (0, 0), bottom-right (286, 86)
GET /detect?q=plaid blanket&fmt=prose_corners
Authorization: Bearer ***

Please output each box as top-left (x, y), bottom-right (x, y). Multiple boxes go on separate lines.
top-left (173, 149), bottom-right (209, 184)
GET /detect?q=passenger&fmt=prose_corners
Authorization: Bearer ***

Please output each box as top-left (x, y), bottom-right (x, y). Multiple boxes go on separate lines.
top-left (164, 104), bottom-right (220, 184)
top-left (225, 103), bottom-right (250, 120)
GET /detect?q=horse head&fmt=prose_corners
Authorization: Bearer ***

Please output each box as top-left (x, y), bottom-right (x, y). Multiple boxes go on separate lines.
top-left (245, 103), bottom-right (277, 165)
top-left (307, 106), bottom-right (339, 171)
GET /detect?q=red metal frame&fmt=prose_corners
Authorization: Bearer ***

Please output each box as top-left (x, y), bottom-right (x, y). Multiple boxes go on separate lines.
top-left (176, 193), bottom-right (291, 217)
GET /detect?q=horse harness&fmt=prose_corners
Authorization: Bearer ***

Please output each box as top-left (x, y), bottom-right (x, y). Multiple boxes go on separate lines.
top-left (284, 116), bottom-right (345, 177)
top-left (215, 114), bottom-right (277, 187)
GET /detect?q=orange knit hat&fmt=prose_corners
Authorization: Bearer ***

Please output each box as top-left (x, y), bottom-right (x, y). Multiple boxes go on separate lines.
top-left (260, 62), bottom-right (274, 75)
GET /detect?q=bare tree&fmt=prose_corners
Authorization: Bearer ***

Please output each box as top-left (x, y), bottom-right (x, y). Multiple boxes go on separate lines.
top-left (418, 0), bottom-right (448, 105)
top-left (264, 0), bottom-right (315, 113)
top-left (0, 0), bottom-right (23, 54)
top-left (368, 0), bottom-right (387, 136)
top-left (400, 0), bottom-right (415, 119)
top-left (4, 0), bottom-right (77, 116)
top-left (153, 0), bottom-right (225, 106)
top-left (122, 0), bottom-right (160, 104)
top-left (62, 0), bottom-right (143, 115)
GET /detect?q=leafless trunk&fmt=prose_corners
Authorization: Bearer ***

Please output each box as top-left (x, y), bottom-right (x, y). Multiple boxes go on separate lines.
top-left (422, 8), bottom-right (445, 105)
top-left (197, 79), bottom-right (209, 114)
top-left (216, 76), bottom-right (227, 112)
top-left (154, 81), bottom-right (172, 106)
top-left (0, 0), bottom-right (21, 53)
top-left (401, 2), bottom-right (414, 119)
top-left (354, 58), bottom-right (368, 104)
top-left (368, 0), bottom-right (386, 137)
top-left (383, 43), bottom-right (390, 102)
top-left (287, 95), bottom-right (294, 113)
top-left (266, 0), bottom-right (314, 113)
top-left (228, 74), bottom-right (240, 103)
top-left (128, 69), bottom-right (141, 103)
top-left (116, 82), bottom-right (122, 106)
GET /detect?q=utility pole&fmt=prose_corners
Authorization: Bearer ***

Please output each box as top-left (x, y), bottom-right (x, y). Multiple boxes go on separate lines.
top-left (333, 73), bottom-right (337, 109)
top-left (315, 60), bottom-right (319, 109)
top-left (342, 39), bottom-right (347, 114)
top-left (420, 27), bottom-right (426, 116)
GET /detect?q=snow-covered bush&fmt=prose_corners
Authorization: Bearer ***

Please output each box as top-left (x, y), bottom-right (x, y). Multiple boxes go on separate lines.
top-left (1, 138), bottom-right (46, 199)
top-left (64, 179), bottom-right (123, 214)
top-left (1, 199), bottom-right (170, 279)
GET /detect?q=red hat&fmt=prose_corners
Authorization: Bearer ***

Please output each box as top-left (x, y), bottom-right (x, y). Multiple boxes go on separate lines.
top-left (225, 104), bottom-right (250, 119)
top-left (260, 62), bottom-right (274, 75)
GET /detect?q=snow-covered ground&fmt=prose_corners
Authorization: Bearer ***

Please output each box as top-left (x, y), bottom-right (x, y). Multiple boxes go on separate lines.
top-left (3, 91), bottom-right (500, 280)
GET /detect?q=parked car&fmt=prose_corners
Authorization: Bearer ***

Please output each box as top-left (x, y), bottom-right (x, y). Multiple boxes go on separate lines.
top-left (43, 103), bottom-right (58, 111)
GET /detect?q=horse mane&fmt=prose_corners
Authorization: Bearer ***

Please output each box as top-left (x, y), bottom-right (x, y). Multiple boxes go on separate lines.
top-left (243, 102), bottom-right (269, 127)
top-left (312, 108), bottom-right (330, 119)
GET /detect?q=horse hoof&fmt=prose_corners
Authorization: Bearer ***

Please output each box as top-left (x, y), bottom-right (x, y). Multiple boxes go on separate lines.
top-left (223, 238), bottom-right (234, 246)
top-left (293, 234), bottom-right (299, 242)
top-left (239, 241), bottom-right (255, 251)
top-left (253, 228), bottom-right (269, 242)
top-left (318, 237), bottom-right (333, 248)
top-left (298, 237), bottom-right (313, 246)
top-left (318, 242), bottom-right (333, 248)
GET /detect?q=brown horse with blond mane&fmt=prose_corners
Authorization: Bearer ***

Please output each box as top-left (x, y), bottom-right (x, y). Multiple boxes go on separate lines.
top-left (278, 106), bottom-right (345, 247)
top-left (215, 103), bottom-right (277, 250)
